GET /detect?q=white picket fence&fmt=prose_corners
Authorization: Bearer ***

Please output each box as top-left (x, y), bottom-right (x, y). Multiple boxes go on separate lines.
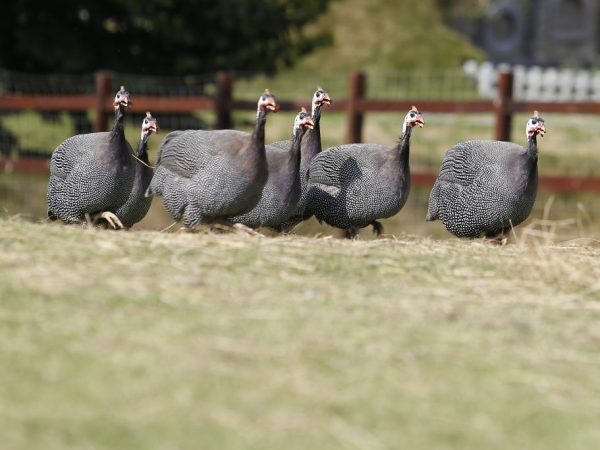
top-left (463, 60), bottom-right (600, 102)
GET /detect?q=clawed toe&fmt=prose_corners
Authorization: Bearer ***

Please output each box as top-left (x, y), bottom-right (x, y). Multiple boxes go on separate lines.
top-left (92, 211), bottom-right (124, 230)
top-left (233, 223), bottom-right (264, 237)
top-left (485, 233), bottom-right (509, 246)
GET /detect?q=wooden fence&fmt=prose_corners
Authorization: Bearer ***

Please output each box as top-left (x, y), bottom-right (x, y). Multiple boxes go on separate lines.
top-left (1, 69), bottom-right (600, 192)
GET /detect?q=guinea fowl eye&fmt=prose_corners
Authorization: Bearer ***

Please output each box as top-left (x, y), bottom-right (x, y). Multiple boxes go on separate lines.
top-left (531, 119), bottom-right (537, 125)
top-left (116, 93), bottom-right (121, 98)
top-left (410, 113), bottom-right (415, 118)
top-left (316, 92), bottom-right (321, 97)
top-left (261, 96), bottom-right (266, 101)
top-left (144, 119), bottom-right (148, 124)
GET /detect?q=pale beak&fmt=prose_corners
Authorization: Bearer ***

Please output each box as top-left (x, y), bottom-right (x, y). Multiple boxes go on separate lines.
top-left (266, 99), bottom-right (279, 112)
top-left (537, 124), bottom-right (545, 137)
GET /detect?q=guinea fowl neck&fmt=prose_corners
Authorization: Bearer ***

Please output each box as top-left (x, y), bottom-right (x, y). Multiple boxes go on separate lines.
top-left (527, 134), bottom-right (538, 161)
top-left (110, 107), bottom-right (126, 145)
top-left (301, 106), bottom-right (322, 171)
top-left (395, 126), bottom-right (412, 170)
top-left (247, 108), bottom-right (268, 160)
top-left (290, 128), bottom-right (304, 165)
top-left (136, 134), bottom-right (150, 163)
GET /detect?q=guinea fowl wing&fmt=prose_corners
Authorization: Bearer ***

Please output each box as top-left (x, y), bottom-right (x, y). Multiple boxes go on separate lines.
top-left (437, 140), bottom-right (524, 186)
top-left (309, 144), bottom-right (382, 189)
top-left (158, 129), bottom-right (250, 179)
top-left (268, 139), bottom-right (291, 152)
top-left (436, 141), bottom-right (486, 187)
top-left (308, 146), bottom-right (349, 190)
top-left (50, 132), bottom-right (111, 180)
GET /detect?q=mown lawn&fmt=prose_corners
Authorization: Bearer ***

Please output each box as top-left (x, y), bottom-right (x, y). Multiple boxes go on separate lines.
top-left (1, 218), bottom-right (600, 450)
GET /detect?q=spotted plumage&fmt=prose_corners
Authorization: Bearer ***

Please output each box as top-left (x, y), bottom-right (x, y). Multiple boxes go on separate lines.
top-left (147, 91), bottom-right (278, 228)
top-left (426, 112), bottom-right (546, 240)
top-left (47, 86), bottom-right (134, 225)
top-left (228, 109), bottom-right (314, 229)
top-left (306, 106), bottom-right (424, 238)
top-left (115, 112), bottom-right (158, 228)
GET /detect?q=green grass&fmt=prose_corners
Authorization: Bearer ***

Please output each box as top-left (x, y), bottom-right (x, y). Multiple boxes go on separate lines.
top-left (292, 0), bottom-right (483, 74)
top-left (1, 218), bottom-right (600, 450)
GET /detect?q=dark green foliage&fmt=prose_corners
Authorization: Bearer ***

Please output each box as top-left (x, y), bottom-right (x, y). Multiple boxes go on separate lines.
top-left (0, 0), bottom-right (332, 75)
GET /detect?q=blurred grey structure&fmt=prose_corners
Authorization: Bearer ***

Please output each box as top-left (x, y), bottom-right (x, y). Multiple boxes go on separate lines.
top-left (460, 0), bottom-right (600, 67)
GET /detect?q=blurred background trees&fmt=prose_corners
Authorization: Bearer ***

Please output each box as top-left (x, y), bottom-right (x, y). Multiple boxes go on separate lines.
top-left (0, 0), bottom-right (333, 75)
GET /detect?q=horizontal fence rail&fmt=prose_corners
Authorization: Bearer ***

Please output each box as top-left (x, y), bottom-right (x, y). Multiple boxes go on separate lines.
top-left (1, 69), bottom-right (600, 192)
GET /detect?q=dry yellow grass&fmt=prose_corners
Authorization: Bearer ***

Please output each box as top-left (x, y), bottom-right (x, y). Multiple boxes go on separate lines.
top-left (1, 218), bottom-right (600, 449)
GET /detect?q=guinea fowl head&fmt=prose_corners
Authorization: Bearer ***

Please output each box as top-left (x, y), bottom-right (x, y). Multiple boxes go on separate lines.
top-left (292, 107), bottom-right (315, 136)
top-left (402, 106), bottom-right (424, 134)
top-left (140, 112), bottom-right (159, 141)
top-left (257, 90), bottom-right (279, 116)
top-left (526, 111), bottom-right (545, 140)
top-left (312, 87), bottom-right (332, 116)
top-left (113, 86), bottom-right (132, 113)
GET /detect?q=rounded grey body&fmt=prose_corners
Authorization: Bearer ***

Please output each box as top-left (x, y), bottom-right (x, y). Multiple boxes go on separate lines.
top-left (149, 126), bottom-right (268, 228)
top-left (426, 140), bottom-right (538, 238)
top-left (47, 132), bottom-right (134, 223)
top-left (306, 143), bottom-right (411, 231)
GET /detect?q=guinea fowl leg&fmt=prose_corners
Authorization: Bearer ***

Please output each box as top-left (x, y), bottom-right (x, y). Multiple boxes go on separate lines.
top-left (92, 211), bottom-right (124, 230)
top-left (344, 228), bottom-right (359, 239)
top-left (371, 221), bottom-right (384, 237)
top-left (84, 213), bottom-right (94, 228)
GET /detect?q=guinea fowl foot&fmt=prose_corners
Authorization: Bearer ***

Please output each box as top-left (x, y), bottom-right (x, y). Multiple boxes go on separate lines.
top-left (209, 223), bottom-right (231, 234)
top-left (371, 221), bottom-right (384, 237)
top-left (485, 232), bottom-right (509, 246)
top-left (233, 223), bottom-right (264, 237)
top-left (92, 211), bottom-right (124, 230)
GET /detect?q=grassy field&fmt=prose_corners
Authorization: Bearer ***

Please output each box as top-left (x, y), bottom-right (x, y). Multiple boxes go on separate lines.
top-left (1, 218), bottom-right (600, 450)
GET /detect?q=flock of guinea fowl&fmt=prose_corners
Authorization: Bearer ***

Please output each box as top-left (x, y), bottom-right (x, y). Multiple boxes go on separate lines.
top-left (46, 85), bottom-right (546, 244)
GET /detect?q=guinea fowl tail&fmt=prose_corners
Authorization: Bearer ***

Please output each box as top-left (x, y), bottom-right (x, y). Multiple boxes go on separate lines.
top-left (371, 221), bottom-right (384, 237)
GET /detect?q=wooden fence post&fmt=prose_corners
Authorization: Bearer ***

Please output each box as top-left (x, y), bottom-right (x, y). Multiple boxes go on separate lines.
top-left (94, 71), bottom-right (113, 133)
top-left (494, 69), bottom-right (514, 142)
top-left (215, 72), bottom-right (233, 129)
top-left (346, 71), bottom-right (366, 143)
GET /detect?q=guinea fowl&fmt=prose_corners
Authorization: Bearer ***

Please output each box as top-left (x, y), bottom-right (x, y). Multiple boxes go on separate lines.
top-left (306, 106), bottom-right (424, 238)
top-left (426, 112), bottom-right (546, 243)
top-left (227, 108), bottom-right (315, 229)
top-left (268, 88), bottom-right (332, 231)
top-left (114, 112), bottom-right (159, 228)
top-left (47, 86), bottom-right (134, 229)
top-left (147, 90), bottom-right (278, 229)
